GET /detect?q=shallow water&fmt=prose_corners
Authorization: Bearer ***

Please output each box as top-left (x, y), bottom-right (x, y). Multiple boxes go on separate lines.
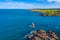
top-left (0, 9), bottom-right (60, 40)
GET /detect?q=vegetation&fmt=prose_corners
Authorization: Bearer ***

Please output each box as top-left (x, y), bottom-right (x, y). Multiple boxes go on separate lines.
top-left (32, 9), bottom-right (60, 16)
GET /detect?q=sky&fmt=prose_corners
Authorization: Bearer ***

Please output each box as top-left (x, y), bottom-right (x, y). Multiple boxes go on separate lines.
top-left (0, 0), bottom-right (60, 9)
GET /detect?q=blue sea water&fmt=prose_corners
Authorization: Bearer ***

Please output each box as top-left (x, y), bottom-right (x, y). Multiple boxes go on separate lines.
top-left (0, 9), bottom-right (60, 40)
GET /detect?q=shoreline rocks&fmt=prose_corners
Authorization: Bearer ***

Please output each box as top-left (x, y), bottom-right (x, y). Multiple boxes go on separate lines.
top-left (25, 30), bottom-right (58, 40)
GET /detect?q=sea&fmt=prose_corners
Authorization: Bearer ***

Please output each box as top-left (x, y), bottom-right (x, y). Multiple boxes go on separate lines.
top-left (0, 9), bottom-right (60, 40)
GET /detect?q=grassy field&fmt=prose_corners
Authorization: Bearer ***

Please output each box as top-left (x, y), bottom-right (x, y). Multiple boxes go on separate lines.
top-left (32, 9), bottom-right (60, 16)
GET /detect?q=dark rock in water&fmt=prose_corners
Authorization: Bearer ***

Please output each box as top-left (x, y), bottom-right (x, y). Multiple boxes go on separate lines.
top-left (25, 35), bottom-right (31, 40)
top-left (25, 30), bottom-right (59, 40)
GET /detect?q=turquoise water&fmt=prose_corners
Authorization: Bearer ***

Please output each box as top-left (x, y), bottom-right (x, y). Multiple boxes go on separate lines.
top-left (0, 9), bottom-right (60, 40)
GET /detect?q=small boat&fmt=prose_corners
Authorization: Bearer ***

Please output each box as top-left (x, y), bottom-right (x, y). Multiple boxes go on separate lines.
top-left (29, 22), bottom-right (35, 28)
